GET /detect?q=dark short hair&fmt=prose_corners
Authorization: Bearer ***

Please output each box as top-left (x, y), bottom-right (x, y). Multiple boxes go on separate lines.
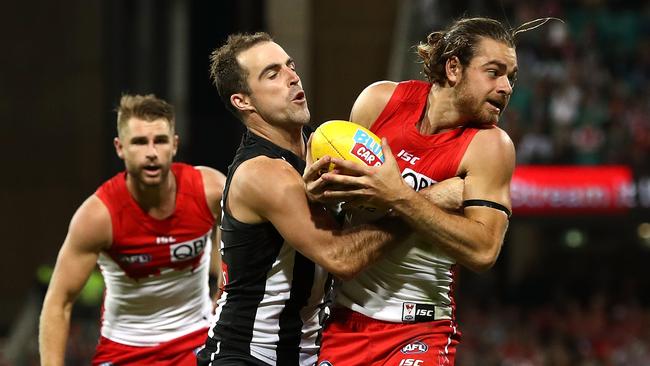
top-left (209, 32), bottom-right (273, 118)
top-left (416, 17), bottom-right (516, 84)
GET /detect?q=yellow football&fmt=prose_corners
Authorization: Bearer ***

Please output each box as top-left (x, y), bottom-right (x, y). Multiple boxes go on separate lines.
top-left (311, 120), bottom-right (388, 222)
top-left (311, 120), bottom-right (384, 170)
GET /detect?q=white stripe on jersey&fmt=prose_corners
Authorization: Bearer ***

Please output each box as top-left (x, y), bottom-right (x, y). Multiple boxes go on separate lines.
top-left (209, 241), bottom-right (327, 366)
top-left (251, 242), bottom-right (326, 365)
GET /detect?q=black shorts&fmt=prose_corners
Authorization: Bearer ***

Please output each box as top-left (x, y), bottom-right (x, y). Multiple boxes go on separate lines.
top-left (196, 348), bottom-right (270, 366)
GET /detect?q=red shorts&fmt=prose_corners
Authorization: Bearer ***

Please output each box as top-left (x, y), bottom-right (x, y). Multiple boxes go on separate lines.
top-left (317, 309), bottom-right (461, 366)
top-left (92, 327), bottom-right (208, 366)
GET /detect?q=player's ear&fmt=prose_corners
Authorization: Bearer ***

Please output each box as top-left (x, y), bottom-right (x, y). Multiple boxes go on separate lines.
top-left (445, 56), bottom-right (461, 86)
top-left (114, 137), bottom-right (125, 159)
top-left (172, 134), bottom-right (179, 157)
top-left (230, 93), bottom-right (255, 113)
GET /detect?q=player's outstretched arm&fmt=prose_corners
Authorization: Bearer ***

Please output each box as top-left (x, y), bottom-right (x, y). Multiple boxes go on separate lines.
top-left (39, 196), bottom-right (111, 366)
top-left (227, 157), bottom-right (406, 280)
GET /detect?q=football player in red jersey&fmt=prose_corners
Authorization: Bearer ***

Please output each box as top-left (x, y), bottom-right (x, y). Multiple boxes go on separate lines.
top-left (39, 94), bottom-right (225, 366)
top-left (305, 17), bottom-right (552, 366)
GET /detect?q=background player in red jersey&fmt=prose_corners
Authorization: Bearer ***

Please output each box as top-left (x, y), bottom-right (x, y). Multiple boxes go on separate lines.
top-left (304, 17), bottom-right (546, 366)
top-left (38, 94), bottom-right (225, 366)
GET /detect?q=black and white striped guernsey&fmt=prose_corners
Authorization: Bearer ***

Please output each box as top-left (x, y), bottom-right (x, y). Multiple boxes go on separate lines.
top-left (202, 129), bottom-right (330, 366)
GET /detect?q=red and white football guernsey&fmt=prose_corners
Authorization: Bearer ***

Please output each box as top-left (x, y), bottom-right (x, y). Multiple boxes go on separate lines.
top-left (94, 163), bottom-right (215, 346)
top-left (336, 80), bottom-right (481, 325)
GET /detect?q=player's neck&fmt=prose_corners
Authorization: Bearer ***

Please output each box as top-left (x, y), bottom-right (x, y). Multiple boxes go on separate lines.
top-left (418, 86), bottom-right (463, 135)
top-left (127, 172), bottom-right (177, 220)
top-left (248, 122), bottom-right (305, 158)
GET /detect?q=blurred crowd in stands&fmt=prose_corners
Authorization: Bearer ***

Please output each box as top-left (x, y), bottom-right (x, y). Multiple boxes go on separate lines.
top-left (499, 1), bottom-right (649, 177)
top-left (457, 294), bottom-right (650, 366)
top-left (457, 289), bottom-right (650, 365)
top-left (460, 0), bottom-right (650, 349)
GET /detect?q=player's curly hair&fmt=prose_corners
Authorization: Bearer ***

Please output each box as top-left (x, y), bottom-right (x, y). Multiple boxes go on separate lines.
top-left (116, 94), bottom-right (175, 136)
top-left (416, 17), bottom-right (556, 85)
top-left (209, 32), bottom-right (273, 118)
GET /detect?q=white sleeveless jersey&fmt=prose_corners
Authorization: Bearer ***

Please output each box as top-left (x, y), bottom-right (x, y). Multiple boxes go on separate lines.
top-left (336, 234), bottom-right (455, 322)
top-left (97, 238), bottom-right (212, 346)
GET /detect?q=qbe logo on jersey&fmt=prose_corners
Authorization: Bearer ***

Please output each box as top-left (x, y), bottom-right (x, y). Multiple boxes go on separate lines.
top-left (351, 129), bottom-right (384, 167)
top-left (402, 168), bottom-right (436, 192)
top-left (169, 234), bottom-right (208, 262)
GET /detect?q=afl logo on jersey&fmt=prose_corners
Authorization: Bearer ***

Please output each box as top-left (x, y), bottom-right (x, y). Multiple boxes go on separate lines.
top-left (318, 362), bottom-right (333, 366)
top-left (401, 341), bottom-right (429, 354)
top-left (170, 234), bottom-right (208, 262)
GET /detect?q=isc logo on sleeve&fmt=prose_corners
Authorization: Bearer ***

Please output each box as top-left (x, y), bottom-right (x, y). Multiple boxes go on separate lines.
top-left (169, 234), bottom-right (208, 262)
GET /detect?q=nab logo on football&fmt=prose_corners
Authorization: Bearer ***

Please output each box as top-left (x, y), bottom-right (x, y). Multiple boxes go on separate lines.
top-left (401, 341), bottom-right (429, 355)
top-left (170, 235), bottom-right (207, 262)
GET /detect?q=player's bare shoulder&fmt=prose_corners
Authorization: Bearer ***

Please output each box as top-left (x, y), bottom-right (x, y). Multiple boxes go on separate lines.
top-left (196, 166), bottom-right (226, 217)
top-left (461, 126), bottom-right (516, 177)
top-left (196, 166), bottom-right (226, 190)
top-left (68, 195), bottom-right (113, 252)
top-left (350, 81), bottom-right (398, 128)
top-left (474, 126), bottom-right (515, 158)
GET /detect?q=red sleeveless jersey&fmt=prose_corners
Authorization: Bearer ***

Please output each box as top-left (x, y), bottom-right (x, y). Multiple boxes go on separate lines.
top-left (371, 80), bottom-right (479, 188)
top-left (325, 81), bottom-right (483, 363)
top-left (95, 163), bottom-right (215, 280)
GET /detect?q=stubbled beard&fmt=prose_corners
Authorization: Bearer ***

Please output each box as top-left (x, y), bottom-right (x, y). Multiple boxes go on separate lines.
top-left (455, 79), bottom-right (497, 126)
top-left (294, 109), bottom-right (311, 125)
top-left (287, 100), bottom-right (311, 125)
top-left (252, 97), bottom-right (311, 126)
top-left (129, 165), bottom-right (169, 187)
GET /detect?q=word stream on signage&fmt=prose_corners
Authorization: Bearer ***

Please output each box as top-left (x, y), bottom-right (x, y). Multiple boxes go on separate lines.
top-left (510, 165), bottom-right (650, 215)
